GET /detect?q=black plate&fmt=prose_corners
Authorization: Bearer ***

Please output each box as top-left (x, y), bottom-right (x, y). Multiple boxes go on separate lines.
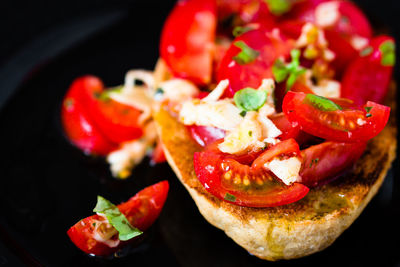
top-left (0, 1), bottom-right (399, 266)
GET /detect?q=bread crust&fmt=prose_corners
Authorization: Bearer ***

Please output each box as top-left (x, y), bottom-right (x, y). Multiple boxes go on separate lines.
top-left (153, 83), bottom-right (397, 260)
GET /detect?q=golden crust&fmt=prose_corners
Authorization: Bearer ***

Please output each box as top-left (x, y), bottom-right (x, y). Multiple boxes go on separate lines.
top-left (153, 83), bottom-right (397, 260)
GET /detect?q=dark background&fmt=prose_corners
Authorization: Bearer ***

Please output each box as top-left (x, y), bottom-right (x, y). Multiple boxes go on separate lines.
top-left (0, 0), bottom-right (400, 67)
top-left (0, 0), bottom-right (399, 266)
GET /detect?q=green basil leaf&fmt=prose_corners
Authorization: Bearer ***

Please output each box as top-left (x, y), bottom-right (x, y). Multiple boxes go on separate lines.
top-left (224, 193), bottom-right (237, 202)
top-left (379, 40), bottom-right (396, 66)
top-left (273, 49), bottom-right (305, 90)
top-left (305, 94), bottom-right (342, 112)
top-left (272, 59), bottom-right (289, 82)
top-left (264, 0), bottom-right (292, 15)
top-left (97, 85), bottom-right (124, 101)
top-left (94, 196), bottom-right (142, 241)
top-left (233, 41), bottom-right (260, 65)
top-left (360, 46), bottom-right (373, 57)
top-left (234, 88), bottom-right (268, 111)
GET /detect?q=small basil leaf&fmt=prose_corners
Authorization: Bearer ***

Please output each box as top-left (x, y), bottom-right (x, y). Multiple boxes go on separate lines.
top-left (98, 85), bottom-right (124, 101)
top-left (233, 41), bottom-right (260, 65)
top-left (272, 59), bottom-right (289, 82)
top-left (94, 196), bottom-right (143, 241)
top-left (360, 46), bottom-right (373, 57)
top-left (264, 0), bottom-right (292, 16)
top-left (224, 193), bottom-right (237, 202)
top-left (234, 88), bottom-right (268, 111)
top-left (379, 40), bottom-right (396, 66)
top-left (305, 94), bottom-right (342, 112)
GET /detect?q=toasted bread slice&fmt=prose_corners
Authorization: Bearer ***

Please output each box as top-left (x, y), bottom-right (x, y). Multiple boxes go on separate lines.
top-left (153, 84), bottom-right (397, 261)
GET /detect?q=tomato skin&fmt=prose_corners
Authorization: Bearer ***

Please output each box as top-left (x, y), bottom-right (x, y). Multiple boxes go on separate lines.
top-left (251, 139), bottom-right (300, 169)
top-left (189, 125), bottom-right (226, 147)
top-left (300, 141), bottom-right (366, 187)
top-left (193, 140), bottom-right (309, 208)
top-left (160, 0), bottom-right (217, 85)
top-left (217, 27), bottom-right (293, 97)
top-left (79, 77), bottom-right (143, 144)
top-left (151, 141), bottom-right (167, 164)
top-left (61, 77), bottom-right (117, 156)
top-left (324, 29), bottom-right (358, 76)
top-left (283, 0), bottom-right (329, 23)
top-left (283, 92), bottom-right (391, 142)
top-left (67, 181), bottom-right (169, 256)
top-left (331, 1), bottom-right (372, 39)
top-left (341, 35), bottom-right (395, 106)
top-left (269, 113), bottom-right (300, 141)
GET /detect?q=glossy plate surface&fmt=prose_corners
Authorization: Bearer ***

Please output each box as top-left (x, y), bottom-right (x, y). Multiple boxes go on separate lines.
top-left (0, 2), bottom-right (399, 266)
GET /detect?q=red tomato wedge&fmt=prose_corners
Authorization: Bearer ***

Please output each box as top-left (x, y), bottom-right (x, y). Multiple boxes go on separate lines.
top-left (217, 27), bottom-right (293, 97)
top-left (324, 29), bottom-right (358, 76)
top-left (151, 141), bottom-right (167, 164)
top-left (341, 35), bottom-right (395, 106)
top-left (160, 0), bottom-right (217, 85)
top-left (193, 139), bottom-right (309, 207)
top-left (270, 113), bottom-right (300, 141)
top-left (80, 77), bottom-right (143, 144)
top-left (189, 125), bottom-right (226, 147)
top-left (300, 141), bottom-right (366, 187)
top-left (317, 1), bottom-right (372, 39)
top-left (282, 91), bottom-right (390, 142)
top-left (61, 77), bottom-right (117, 156)
top-left (67, 181), bottom-right (169, 256)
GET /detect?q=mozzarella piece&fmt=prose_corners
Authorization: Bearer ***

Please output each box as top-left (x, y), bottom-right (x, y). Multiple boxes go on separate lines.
top-left (257, 105), bottom-right (282, 138)
top-left (351, 35), bottom-right (369, 51)
top-left (107, 122), bottom-right (157, 178)
top-left (158, 78), bottom-right (199, 102)
top-left (218, 112), bottom-right (265, 154)
top-left (257, 79), bottom-right (276, 106)
top-left (124, 70), bottom-right (155, 89)
top-left (265, 157), bottom-right (302, 185)
top-left (91, 217), bottom-right (120, 248)
top-left (202, 79), bottom-right (229, 102)
top-left (315, 2), bottom-right (340, 27)
top-left (179, 99), bottom-right (243, 131)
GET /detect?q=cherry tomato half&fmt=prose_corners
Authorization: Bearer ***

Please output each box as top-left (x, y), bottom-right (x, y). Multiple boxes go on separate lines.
top-left (300, 141), bottom-right (366, 187)
top-left (81, 77), bottom-right (143, 144)
top-left (341, 35), bottom-right (395, 106)
top-left (61, 76), bottom-right (117, 156)
top-left (67, 181), bottom-right (169, 256)
top-left (282, 91), bottom-right (390, 142)
top-left (193, 139), bottom-right (309, 207)
top-left (160, 0), bottom-right (217, 85)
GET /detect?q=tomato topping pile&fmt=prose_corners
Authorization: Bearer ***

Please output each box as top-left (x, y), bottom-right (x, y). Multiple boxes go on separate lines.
top-left (67, 181), bottom-right (169, 256)
top-left (159, 0), bottom-right (394, 208)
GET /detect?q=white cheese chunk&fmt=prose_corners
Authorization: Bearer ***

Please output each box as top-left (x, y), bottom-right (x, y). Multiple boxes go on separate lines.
top-left (218, 111), bottom-right (265, 154)
top-left (257, 79), bottom-right (276, 106)
top-left (158, 78), bottom-right (199, 102)
top-left (315, 2), bottom-right (340, 28)
top-left (179, 99), bottom-right (243, 131)
top-left (257, 105), bottom-right (282, 138)
top-left (106, 122), bottom-right (157, 178)
top-left (202, 79), bottom-right (229, 102)
top-left (265, 157), bottom-right (302, 185)
top-left (351, 35), bottom-right (369, 51)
